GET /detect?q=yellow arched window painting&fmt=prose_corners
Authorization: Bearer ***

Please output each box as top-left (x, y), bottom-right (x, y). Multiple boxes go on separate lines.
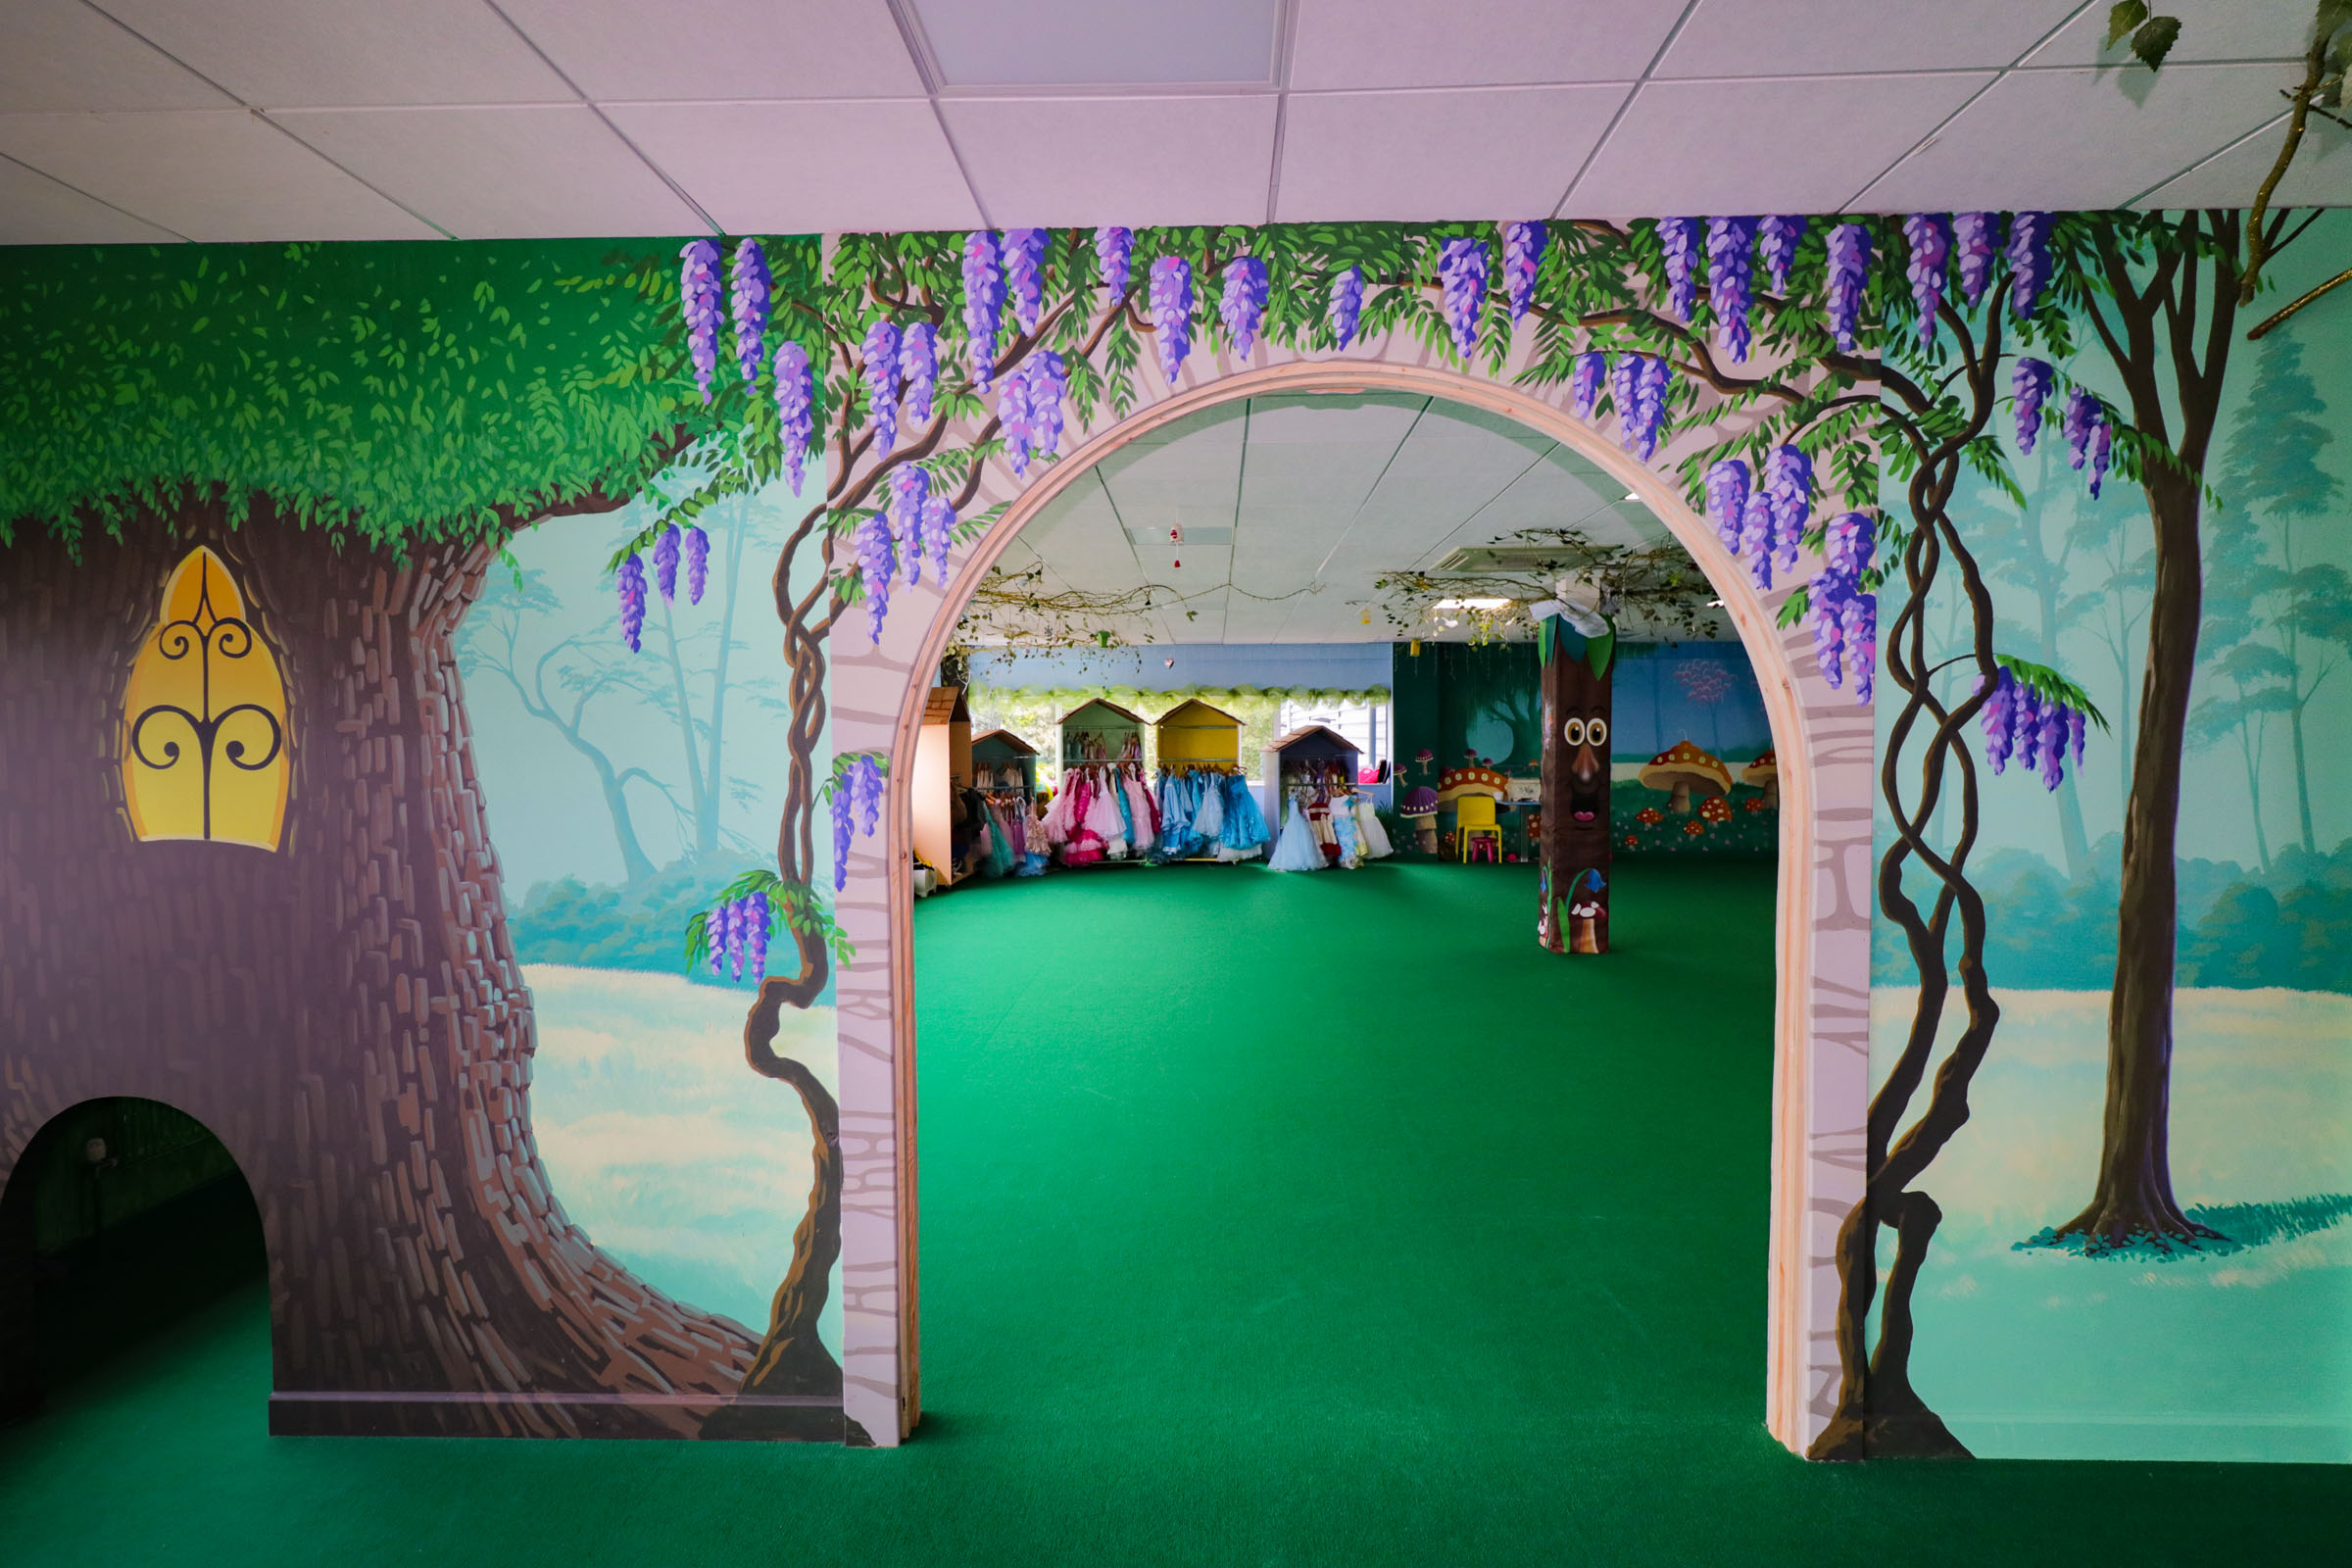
top-left (121, 546), bottom-right (291, 850)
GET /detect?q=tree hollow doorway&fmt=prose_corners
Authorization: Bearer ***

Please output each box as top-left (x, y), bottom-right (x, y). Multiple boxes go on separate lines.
top-left (0, 1098), bottom-right (265, 1425)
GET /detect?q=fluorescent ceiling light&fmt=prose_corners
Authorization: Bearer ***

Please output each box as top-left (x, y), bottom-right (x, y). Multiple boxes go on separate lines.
top-left (1434, 597), bottom-right (1513, 612)
top-left (908, 0), bottom-right (1280, 88)
top-left (1622, 491), bottom-right (1642, 502)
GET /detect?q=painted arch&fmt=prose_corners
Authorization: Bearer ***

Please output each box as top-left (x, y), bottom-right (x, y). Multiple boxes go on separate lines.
top-left (820, 323), bottom-right (1875, 1453)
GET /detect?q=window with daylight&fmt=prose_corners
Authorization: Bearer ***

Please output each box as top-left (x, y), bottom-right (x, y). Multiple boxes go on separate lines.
top-left (120, 546), bottom-right (291, 850)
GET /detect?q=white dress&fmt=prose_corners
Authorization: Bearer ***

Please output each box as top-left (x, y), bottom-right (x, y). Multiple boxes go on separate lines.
top-left (1354, 796), bottom-right (1394, 859)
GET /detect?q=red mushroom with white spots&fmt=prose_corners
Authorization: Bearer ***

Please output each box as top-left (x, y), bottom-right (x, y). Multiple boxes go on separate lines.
top-left (1639, 740), bottom-right (1732, 814)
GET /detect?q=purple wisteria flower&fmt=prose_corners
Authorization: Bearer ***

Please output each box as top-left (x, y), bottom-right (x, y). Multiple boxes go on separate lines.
top-left (679, 239), bottom-right (723, 403)
top-left (920, 494), bottom-right (955, 587)
top-left (854, 511), bottom-right (895, 644)
top-left (1329, 266), bottom-right (1364, 349)
top-left (1028, 350), bottom-right (1067, 461)
top-left (1763, 444), bottom-right (1813, 571)
top-left (729, 238), bottom-right (770, 386)
top-left (1707, 217), bottom-right (1758, 362)
top-left (861, 319), bottom-right (902, 457)
top-left (1953, 212), bottom-right (2003, 308)
top-left (683, 525), bottom-right (709, 606)
top-left (1095, 226), bottom-right (1134, 299)
top-left (1656, 218), bottom-right (1701, 321)
top-left (962, 230), bottom-right (1005, 392)
top-left (1502, 221), bottom-right (1547, 324)
top-left (772, 340), bottom-right (814, 496)
top-left (1705, 458), bottom-right (1751, 552)
top-left (1903, 214), bottom-right (1951, 349)
top-left (1438, 235), bottom-right (1489, 360)
top-left (1220, 256), bottom-right (1268, 357)
top-left (1825, 223), bottom-right (1872, 353)
top-left (616, 553), bottom-right (647, 652)
top-left (1569, 351), bottom-right (1606, 419)
top-left (2064, 387), bottom-right (2109, 497)
top-left (1149, 257), bottom-right (1194, 384)
top-left (2012, 358), bottom-right (2054, 453)
top-left (899, 320), bottom-right (937, 427)
top-left (1758, 215), bottom-right (1807, 295)
top-left (1004, 228), bottom-right (1049, 336)
top-left (653, 523), bottom-right (680, 603)
top-left (889, 465), bottom-right (930, 585)
top-left (2008, 212), bottom-right (2054, 319)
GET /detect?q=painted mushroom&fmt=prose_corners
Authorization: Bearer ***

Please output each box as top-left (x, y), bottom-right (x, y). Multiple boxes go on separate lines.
top-left (1639, 740), bottom-right (1732, 814)
top-left (1741, 749), bottom-right (1779, 809)
top-left (1699, 794), bottom-right (1733, 824)
top-left (1403, 784), bottom-right (1442, 854)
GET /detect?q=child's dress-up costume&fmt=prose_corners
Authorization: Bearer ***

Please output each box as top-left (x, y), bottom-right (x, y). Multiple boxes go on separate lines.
top-left (1266, 798), bottom-right (1325, 871)
top-left (1215, 773), bottom-right (1268, 861)
top-left (1352, 796), bottom-right (1393, 859)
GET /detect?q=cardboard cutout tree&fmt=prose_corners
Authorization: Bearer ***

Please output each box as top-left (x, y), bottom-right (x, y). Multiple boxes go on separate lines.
top-left (1537, 617), bottom-right (1616, 955)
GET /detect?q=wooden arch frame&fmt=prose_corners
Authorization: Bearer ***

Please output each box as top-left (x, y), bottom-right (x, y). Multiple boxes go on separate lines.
top-left (824, 351), bottom-right (1875, 1456)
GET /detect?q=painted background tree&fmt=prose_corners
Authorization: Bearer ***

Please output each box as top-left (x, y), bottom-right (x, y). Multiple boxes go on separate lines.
top-left (0, 239), bottom-right (845, 1438)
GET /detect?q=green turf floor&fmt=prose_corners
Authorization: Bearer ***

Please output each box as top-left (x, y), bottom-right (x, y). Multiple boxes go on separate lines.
top-left (4, 859), bottom-right (2349, 1565)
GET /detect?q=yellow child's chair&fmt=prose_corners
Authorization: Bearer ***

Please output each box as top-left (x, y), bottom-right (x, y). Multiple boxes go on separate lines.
top-left (1455, 795), bottom-right (1502, 863)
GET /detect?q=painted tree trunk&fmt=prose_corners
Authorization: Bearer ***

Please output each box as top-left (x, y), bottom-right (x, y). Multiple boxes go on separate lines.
top-left (2066, 465), bottom-right (2217, 1250)
top-left (0, 496), bottom-right (839, 1439)
top-left (1538, 629), bottom-right (1612, 956)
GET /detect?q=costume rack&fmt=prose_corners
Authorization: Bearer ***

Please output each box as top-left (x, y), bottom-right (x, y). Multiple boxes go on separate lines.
top-left (1263, 724), bottom-right (1392, 871)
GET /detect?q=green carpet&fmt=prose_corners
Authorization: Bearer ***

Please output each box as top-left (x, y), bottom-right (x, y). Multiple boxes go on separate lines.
top-left (4, 860), bottom-right (2348, 1565)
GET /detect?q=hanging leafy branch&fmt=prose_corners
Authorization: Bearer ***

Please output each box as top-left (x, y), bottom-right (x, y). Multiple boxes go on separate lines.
top-left (1362, 525), bottom-right (1721, 640)
top-left (2111, 1), bottom-right (2351, 333)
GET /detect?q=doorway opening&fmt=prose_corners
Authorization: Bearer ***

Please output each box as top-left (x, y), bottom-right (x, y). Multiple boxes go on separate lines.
top-left (0, 1098), bottom-right (264, 1424)
top-left (899, 386), bottom-right (1786, 1446)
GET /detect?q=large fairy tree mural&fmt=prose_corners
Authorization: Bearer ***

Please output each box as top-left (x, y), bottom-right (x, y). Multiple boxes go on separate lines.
top-left (0, 240), bottom-right (845, 1437)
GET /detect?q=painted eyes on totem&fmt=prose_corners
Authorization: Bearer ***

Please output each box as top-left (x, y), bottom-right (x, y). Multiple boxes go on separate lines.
top-left (1562, 717), bottom-right (1607, 748)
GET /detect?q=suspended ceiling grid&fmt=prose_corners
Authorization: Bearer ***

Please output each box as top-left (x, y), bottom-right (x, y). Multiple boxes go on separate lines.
top-left (987, 391), bottom-right (1719, 647)
top-left (0, 1), bottom-right (2339, 246)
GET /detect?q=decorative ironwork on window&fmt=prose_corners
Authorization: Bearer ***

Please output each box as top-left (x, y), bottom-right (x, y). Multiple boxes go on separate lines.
top-left (121, 546), bottom-right (290, 850)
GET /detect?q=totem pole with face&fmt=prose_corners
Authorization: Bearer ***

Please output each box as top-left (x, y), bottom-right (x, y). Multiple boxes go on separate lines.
top-left (1538, 616), bottom-right (1615, 955)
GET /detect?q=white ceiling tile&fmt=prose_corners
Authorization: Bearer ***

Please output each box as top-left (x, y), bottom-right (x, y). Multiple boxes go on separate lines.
top-left (1658, 0), bottom-right (2082, 77)
top-left (271, 106), bottom-right (704, 238)
top-left (607, 101), bottom-right (981, 233)
top-left (1243, 391), bottom-right (1422, 440)
top-left (496, 0), bottom-right (925, 102)
top-left (1, 0), bottom-right (230, 112)
top-left (92, 0), bottom-right (571, 107)
top-left (942, 95), bottom-right (1276, 226)
top-left (2026, 0), bottom-right (2314, 66)
top-left (0, 110), bottom-right (435, 240)
top-left (913, 0), bottom-right (1280, 88)
top-left (1275, 84), bottom-right (1624, 221)
top-left (1413, 400), bottom-right (1551, 447)
top-left (1860, 64), bottom-right (2290, 213)
top-left (2138, 114), bottom-right (2352, 209)
top-left (0, 156), bottom-right (179, 242)
top-left (1566, 72), bottom-right (1995, 217)
top-left (1289, 0), bottom-right (1680, 89)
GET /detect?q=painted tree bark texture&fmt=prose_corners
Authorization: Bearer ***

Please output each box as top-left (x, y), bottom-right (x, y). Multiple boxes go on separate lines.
top-left (0, 497), bottom-right (839, 1441)
top-left (1539, 634), bottom-right (1614, 955)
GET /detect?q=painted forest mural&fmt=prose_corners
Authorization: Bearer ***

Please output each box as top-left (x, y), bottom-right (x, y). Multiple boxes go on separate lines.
top-left (1, 149), bottom-right (2349, 1460)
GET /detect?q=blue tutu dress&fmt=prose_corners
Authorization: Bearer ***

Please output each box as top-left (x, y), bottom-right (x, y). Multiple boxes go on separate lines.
top-left (1217, 773), bottom-right (1269, 859)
